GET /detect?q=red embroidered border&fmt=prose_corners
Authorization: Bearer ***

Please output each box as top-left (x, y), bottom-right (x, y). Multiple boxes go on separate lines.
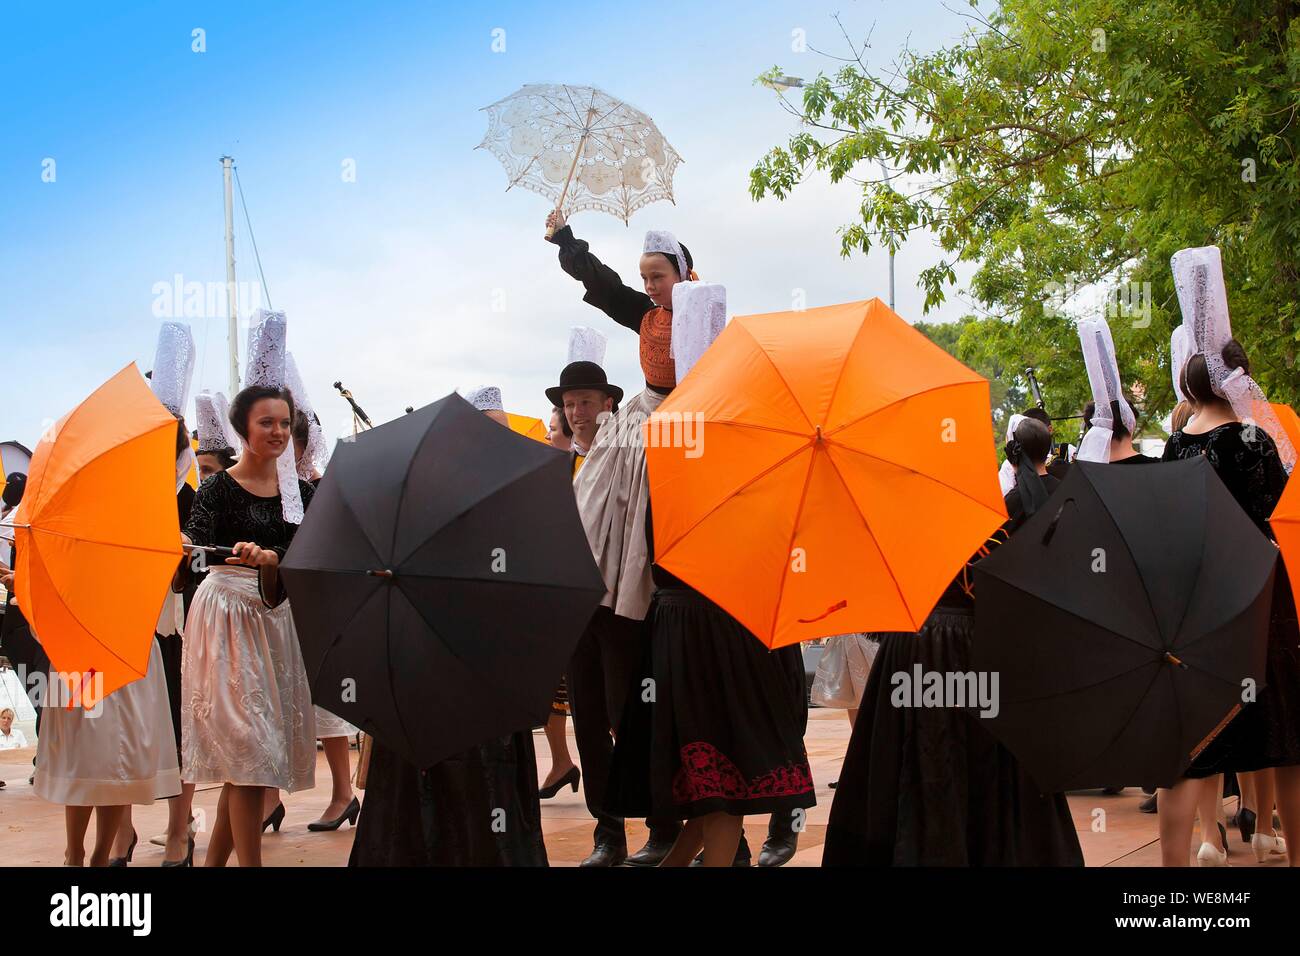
top-left (671, 740), bottom-right (814, 804)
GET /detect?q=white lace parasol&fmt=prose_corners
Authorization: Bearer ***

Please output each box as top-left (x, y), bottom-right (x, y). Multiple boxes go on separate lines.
top-left (478, 83), bottom-right (683, 227)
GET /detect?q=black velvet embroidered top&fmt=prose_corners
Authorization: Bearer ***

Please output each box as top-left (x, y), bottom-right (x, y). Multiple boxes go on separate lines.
top-left (185, 470), bottom-right (315, 557)
top-left (1161, 422), bottom-right (1287, 535)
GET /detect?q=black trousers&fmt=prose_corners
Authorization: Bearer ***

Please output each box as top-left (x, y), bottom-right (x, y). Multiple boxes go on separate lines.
top-left (568, 606), bottom-right (680, 849)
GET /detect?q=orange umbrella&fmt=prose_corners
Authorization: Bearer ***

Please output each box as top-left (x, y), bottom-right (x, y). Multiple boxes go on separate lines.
top-left (646, 298), bottom-right (1007, 649)
top-left (185, 435), bottom-right (199, 489)
top-left (507, 412), bottom-right (548, 443)
top-left (13, 364), bottom-right (183, 706)
top-left (1270, 403), bottom-right (1300, 454)
top-left (1270, 405), bottom-right (1300, 606)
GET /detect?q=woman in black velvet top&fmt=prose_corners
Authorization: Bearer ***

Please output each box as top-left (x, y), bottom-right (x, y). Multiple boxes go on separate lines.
top-left (1157, 342), bottom-right (1300, 867)
top-left (180, 385), bottom-right (319, 867)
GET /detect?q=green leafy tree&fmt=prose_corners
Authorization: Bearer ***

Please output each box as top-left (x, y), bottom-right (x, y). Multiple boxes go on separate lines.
top-left (751, 0), bottom-right (1300, 426)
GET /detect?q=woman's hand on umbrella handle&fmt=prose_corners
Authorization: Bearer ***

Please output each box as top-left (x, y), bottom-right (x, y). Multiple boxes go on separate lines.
top-left (228, 541), bottom-right (278, 568)
top-left (1, 571), bottom-right (12, 590)
top-left (545, 209), bottom-right (566, 239)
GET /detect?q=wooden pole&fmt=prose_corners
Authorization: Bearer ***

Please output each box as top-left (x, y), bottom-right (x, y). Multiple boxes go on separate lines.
top-left (544, 109), bottom-right (596, 239)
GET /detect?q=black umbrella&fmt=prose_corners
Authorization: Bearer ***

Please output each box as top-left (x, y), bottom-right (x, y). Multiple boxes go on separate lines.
top-left (280, 393), bottom-right (605, 769)
top-left (972, 457), bottom-right (1276, 791)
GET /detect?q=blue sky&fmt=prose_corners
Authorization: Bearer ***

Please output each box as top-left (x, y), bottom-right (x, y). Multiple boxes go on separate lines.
top-left (0, 0), bottom-right (975, 449)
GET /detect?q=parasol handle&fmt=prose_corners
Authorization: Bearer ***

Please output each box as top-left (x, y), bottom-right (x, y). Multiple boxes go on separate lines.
top-left (544, 129), bottom-right (591, 240)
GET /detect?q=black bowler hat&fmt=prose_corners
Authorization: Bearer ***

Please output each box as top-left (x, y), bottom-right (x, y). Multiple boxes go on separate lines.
top-left (2, 472), bottom-right (25, 509)
top-left (545, 361), bottom-right (624, 408)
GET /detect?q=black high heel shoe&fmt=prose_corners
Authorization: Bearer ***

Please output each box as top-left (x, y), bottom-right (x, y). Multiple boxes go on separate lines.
top-left (538, 766), bottom-right (580, 799)
top-left (1238, 807), bottom-right (1257, 844)
top-left (262, 802), bottom-right (286, 833)
top-left (161, 835), bottom-right (195, 868)
top-left (307, 796), bottom-right (360, 831)
top-left (108, 830), bottom-right (138, 867)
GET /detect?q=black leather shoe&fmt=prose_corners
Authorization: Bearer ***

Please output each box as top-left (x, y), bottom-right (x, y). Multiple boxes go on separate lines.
top-left (161, 835), bottom-right (195, 868)
top-left (1138, 793), bottom-right (1157, 814)
top-left (1238, 807), bottom-right (1257, 844)
top-left (580, 843), bottom-right (627, 867)
top-left (538, 766), bottom-right (580, 800)
top-left (624, 839), bottom-right (674, 867)
top-left (107, 830), bottom-right (137, 867)
top-left (758, 830), bottom-right (799, 867)
top-left (307, 795), bottom-right (361, 831)
top-left (262, 802), bottom-right (286, 833)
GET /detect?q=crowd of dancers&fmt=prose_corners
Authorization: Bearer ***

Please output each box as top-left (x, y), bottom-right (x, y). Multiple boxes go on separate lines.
top-left (1, 218), bottom-right (1297, 868)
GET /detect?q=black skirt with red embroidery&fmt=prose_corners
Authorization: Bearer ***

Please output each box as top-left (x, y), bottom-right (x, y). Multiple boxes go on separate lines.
top-left (607, 585), bottom-right (815, 821)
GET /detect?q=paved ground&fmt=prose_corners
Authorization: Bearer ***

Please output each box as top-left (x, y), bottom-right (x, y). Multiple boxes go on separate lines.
top-left (0, 709), bottom-right (1287, 866)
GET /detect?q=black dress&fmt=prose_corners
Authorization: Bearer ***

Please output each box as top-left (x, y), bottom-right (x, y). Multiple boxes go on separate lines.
top-left (156, 482), bottom-right (195, 760)
top-left (606, 509), bottom-right (815, 822)
top-left (345, 464), bottom-right (547, 867)
top-left (822, 487), bottom-right (1085, 867)
top-left (348, 732), bottom-right (547, 867)
top-left (1162, 423), bottom-right (1300, 774)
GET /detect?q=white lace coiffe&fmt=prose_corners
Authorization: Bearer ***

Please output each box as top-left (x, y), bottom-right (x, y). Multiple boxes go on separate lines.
top-left (1171, 245), bottom-right (1295, 473)
top-left (244, 310), bottom-right (304, 523)
top-left (1076, 316), bottom-right (1136, 464)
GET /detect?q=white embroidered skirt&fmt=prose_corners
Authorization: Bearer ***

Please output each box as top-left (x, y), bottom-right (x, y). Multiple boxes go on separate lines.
top-left (34, 638), bottom-right (181, 807)
top-left (313, 706), bottom-right (358, 741)
top-left (181, 567), bottom-right (316, 792)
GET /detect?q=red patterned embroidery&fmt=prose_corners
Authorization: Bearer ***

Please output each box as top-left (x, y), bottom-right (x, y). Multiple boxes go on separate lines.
top-left (639, 307), bottom-right (676, 389)
top-left (672, 741), bottom-right (814, 804)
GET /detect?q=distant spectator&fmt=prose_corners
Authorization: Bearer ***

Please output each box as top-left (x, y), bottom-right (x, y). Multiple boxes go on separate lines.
top-left (0, 706), bottom-right (28, 749)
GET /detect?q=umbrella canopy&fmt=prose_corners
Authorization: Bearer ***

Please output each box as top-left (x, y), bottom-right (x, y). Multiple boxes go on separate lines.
top-left (974, 458), bottom-right (1276, 791)
top-left (506, 412), bottom-right (547, 443)
top-left (13, 365), bottom-right (183, 705)
top-left (1269, 425), bottom-right (1300, 604)
top-left (478, 83), bottom-right (682, 227)
top-left (647, 298), bottom-right (1007, 648)
top-left (280, 393), bottom-right (605, 768)
top-left (1269, 403), bottom-right (1300, 455)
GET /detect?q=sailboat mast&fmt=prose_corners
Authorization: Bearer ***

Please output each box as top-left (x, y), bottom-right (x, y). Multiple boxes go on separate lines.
top-left (221, 156), bottom-right (240, 396)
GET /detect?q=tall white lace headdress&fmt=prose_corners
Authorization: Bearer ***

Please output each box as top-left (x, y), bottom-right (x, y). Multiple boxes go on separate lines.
top-left (149, 321), bottom-right (196, 492)
top-left (1171, 245), bottom-right (1295, 473)
top-left (1075, 317), bottom-right (1137, 463)
top-left (244, 310), bottom-right (305, 522)
top-left (286, 353), bottom-right (330, 480)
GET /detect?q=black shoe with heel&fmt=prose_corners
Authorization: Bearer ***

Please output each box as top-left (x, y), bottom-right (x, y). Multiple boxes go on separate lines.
top-left (107, 830), bottom-right (138, 867)
top-left (262, 802), bottom-right (286, 833)
top-left (307, 796), bottom-right (360, 831)
top-left (538, 766), bottom-right (580, 800)
top-left (1238, 807), bottom-right (1257, 844)
top-left (161, 835), bottom-right (195, 868)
